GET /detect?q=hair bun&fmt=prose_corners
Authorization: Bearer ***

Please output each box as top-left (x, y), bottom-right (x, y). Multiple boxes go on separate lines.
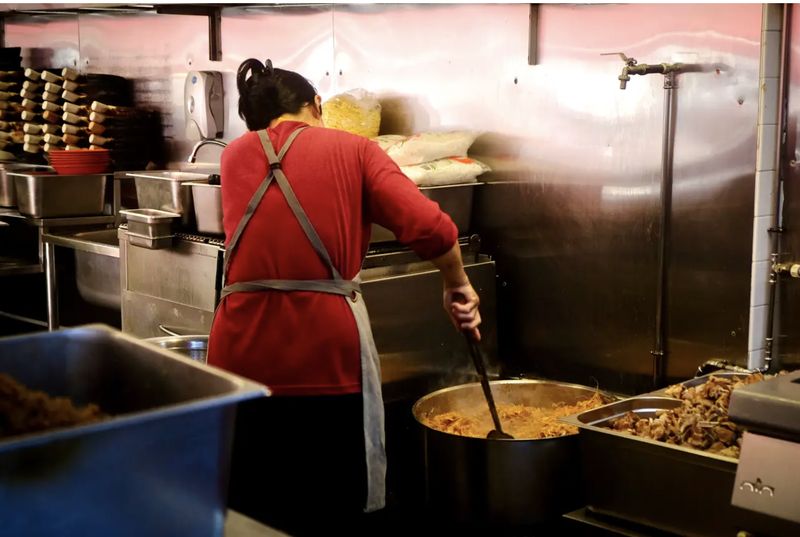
top-left (236, 58), bottom-right (266, 93)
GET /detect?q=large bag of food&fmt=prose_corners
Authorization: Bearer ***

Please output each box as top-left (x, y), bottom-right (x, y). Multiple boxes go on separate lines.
top-left (386, 131), bottom-right (478, 166)
top-left (322, 89), bottom-right (381, 138)
top-left (371, 134), bottom-right (407, 152)
top-left (401, 157), bottom-right (490, 187)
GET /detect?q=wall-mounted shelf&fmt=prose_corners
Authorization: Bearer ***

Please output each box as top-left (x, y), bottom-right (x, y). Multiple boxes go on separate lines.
top-left (0, 3), bottom-right (237, 62)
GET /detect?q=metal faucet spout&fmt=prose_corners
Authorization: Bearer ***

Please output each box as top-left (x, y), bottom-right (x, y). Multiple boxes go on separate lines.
top-left (619, 67), bottom-right (630, 90)
top-left (187, 139), bottom-right (228, 163)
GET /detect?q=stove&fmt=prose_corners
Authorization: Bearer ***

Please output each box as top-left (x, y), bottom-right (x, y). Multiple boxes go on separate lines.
top-left (728, 370), bottom-right (800, 525)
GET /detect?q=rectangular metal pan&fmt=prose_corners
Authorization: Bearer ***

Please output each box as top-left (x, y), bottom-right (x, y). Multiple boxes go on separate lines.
top-left (0, 325), bottom-right (267, 537)
top-left (563, 393), bottom-right (799, 537)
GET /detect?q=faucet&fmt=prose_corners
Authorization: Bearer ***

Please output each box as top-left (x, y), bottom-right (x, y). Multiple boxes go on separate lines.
top-left (602, 52), bottom-right (683, 90)
top-left (187, 139), bottom-right (227, 163)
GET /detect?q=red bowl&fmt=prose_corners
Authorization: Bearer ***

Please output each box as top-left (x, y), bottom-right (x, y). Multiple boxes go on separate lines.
top-left (50, 162), bottom-right (111, 175)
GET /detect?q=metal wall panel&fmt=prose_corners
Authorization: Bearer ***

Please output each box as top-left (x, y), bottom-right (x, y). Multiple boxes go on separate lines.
top-left (4, 3), bottom-right (762, 393)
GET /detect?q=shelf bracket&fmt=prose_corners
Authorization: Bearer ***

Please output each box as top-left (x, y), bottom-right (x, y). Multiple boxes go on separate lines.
top-left (528, 4), bottom-right (539, 65)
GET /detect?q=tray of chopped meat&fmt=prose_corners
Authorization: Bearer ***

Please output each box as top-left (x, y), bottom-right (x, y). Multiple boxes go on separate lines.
top-left (561, 372), bottom-right (799, 537)
top-left (0, 324), bottom-right (267, 537)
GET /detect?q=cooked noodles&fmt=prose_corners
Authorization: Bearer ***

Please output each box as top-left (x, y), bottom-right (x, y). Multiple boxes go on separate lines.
top-left (422, 392), bottom-right (606, 439)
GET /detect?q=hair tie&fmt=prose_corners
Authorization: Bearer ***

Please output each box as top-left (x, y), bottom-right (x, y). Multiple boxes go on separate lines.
top-left (264, 59), bottom-right (274, 76)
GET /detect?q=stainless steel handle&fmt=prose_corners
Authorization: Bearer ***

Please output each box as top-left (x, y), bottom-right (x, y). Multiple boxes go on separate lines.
top-left (158, 324), bottom-right (205, 337)
top-left (158, 325), bottom-right (181, 337)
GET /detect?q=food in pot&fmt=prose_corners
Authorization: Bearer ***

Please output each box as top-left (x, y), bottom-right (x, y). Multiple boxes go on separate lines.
top-left (608, 373), bottom-right (767, 458)
top-left (422, 391), bottom-right (606, 439)
top-left (0, 372), bottom-right (107, 438)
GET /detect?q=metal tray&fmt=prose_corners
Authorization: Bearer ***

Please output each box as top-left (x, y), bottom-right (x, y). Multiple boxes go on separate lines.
top-left (371, 182), bottom-right (478, 242)
top-left (187, 182), bottom-right (224, 236)
top-left (649, 371), bottom-right (752, 396)
top-left (0, 163), bottom-right (53, 207)
top-left (564, 394), bottom-right (799, 537)
top-left (0, 325), bottom-right (267, 537)
top-left (125, 229), bottom-right (174, 250)
top-left (11, 172), bottom-right (108, 218)
top-left (120, 208), bottom-right (181, 238)
top-left (126, 171), bottom-right (211, 227)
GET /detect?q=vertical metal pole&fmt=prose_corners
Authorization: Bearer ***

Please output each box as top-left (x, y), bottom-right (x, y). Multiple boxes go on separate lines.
top-left (44, 242), bottom-right (59, 331)
top-left (652, 71), bottom-right (677, 388)
top-left (764, 3), bottom-right (790, 371)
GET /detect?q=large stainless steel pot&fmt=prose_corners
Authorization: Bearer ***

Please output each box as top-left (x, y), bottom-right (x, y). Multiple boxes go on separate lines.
top-left (412, 379), bottom-right (614, 530)
top-left (145, 334), bottom-right (208, 362)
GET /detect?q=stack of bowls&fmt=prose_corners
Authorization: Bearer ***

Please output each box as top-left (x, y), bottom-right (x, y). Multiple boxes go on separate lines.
top-left (48, 148), bottom-right (111, 175)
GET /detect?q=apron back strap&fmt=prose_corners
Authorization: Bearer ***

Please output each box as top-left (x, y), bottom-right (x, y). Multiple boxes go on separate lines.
top-left (221, 279), bottom-right (361, 300)
top-left (257, 129), bottom-right (344, 282)
top-left (223, 126), bottom-right (307, 277)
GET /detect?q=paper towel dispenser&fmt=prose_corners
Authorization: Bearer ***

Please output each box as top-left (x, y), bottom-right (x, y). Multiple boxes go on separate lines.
top-left (185, 71), bottom-right (224, 139)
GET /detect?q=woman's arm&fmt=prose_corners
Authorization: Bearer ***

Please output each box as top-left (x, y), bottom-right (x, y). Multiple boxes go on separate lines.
top-left (431, 241), bottom-right (482, 341)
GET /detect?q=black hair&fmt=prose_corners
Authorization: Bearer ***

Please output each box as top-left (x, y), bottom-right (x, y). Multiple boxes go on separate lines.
top-left (236, 58), bottom-right (318, 131)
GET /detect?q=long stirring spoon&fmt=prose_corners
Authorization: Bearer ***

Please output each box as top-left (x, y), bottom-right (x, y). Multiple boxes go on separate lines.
top-left (463, 330), bottom-right (514, 440)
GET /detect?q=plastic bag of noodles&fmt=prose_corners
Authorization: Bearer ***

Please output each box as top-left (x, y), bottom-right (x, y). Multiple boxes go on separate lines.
top-left (400, 157), bottom-right (490, 187)
top-left (322, 89), bottom-right (381, 138)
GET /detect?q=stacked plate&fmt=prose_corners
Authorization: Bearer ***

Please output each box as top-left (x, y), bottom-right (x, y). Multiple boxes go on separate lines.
top-left (47, 148), bottom-right (110, 175)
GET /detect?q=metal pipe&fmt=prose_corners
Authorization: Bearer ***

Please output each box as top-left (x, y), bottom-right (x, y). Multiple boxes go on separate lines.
top-left (652, 71), bottom-right (677, 388)
top-left (44, 242), bottom-right (58, 331)
top-left (763, 3), bottom-right (790, 372)
top-left (187, 138), bottom-right (227, 163)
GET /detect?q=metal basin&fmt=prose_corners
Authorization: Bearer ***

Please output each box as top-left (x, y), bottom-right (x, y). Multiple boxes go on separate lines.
top-left (0, 164), bottom-right (53, 207)
top-left (127, 171), bottom-right (216, 182)
top-left (371, 183), bottom-right (478, 243)
top-left (413, 379), bottom-right (616, 530)
top-left (0, 325), bottom-right (267, 537)
top-left (11, 172), bottom-right (108, 218)
top-left (46, 228), bottom-right (121, 310)
top-left (145, 335), bottom-right (208, 363)
top-left (125, 170), bottom-right (216, 228)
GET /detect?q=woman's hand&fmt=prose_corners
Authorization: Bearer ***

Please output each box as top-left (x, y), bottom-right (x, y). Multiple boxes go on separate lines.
top-left (444, 282), bottom-right (482, 342)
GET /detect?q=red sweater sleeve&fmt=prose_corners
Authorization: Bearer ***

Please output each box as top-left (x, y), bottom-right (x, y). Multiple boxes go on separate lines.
top-left (362, 140), bottom-right (458, 260)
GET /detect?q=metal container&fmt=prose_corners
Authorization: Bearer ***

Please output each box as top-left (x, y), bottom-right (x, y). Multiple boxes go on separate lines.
top-left (372, 182), bottom-right (478, 242)
top-left (126, 171), bottom-right (212, 227)
top-left (75, 250), bottom-right (120, 310)
top-left (144, 335), bottom-right (208, 363)
top-left (125, 231), bottom-right (174, 250)
top-left (11, 172), bottom-right (108, 218)
top-left (120, 208), bottom-right (181, 238)
top-left (563, 396), bottom-right (800, 537)
top-left (0, 325), bottom-right (267, 537)
top-left (412, 379), bottom-right (614, 530)
top-left (187, 182), bottom-right (223, 236)
top-left (0, 163), bottom-right (53, 207)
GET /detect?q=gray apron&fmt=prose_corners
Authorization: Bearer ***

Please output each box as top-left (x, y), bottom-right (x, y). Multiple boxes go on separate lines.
top-left (219, 126), bottom-right (386, 513)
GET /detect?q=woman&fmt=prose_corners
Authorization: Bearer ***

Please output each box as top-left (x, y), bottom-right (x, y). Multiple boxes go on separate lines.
top-left (207, 58), bottom-right (481, 535)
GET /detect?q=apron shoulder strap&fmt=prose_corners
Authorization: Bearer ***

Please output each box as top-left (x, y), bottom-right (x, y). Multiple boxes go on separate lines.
top-left (223, 126), bottom-right (308, 277)
top-left (256, 128), bottom-right (345, 281)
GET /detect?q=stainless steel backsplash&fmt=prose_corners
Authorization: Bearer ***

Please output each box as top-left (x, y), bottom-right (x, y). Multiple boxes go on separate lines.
top-left (5, 3), bottom-right (762, 392)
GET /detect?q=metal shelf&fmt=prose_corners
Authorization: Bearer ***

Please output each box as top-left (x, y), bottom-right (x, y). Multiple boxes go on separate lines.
top-left (0, 255), bottom-right (42, 276)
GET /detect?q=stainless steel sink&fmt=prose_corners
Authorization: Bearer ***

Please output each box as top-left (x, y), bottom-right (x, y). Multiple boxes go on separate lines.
top-left (44, 227), bottom-right (121, 310)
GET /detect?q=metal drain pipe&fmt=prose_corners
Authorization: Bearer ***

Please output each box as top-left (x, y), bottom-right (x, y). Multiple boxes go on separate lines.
top-left (651, 71), bottom-right (678, 388)
top-left (751, 4), bottom-right (789, 372)
top-left (604, 53), bottom-right (686, 388)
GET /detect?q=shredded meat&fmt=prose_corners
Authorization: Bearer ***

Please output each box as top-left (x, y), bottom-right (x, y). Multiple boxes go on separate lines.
top-left (0, 373), bottom-right (107, 438)
top-left (608, 372), bottom-right (772, 459)
top-left (422, 391), bottom-right (606, 439)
